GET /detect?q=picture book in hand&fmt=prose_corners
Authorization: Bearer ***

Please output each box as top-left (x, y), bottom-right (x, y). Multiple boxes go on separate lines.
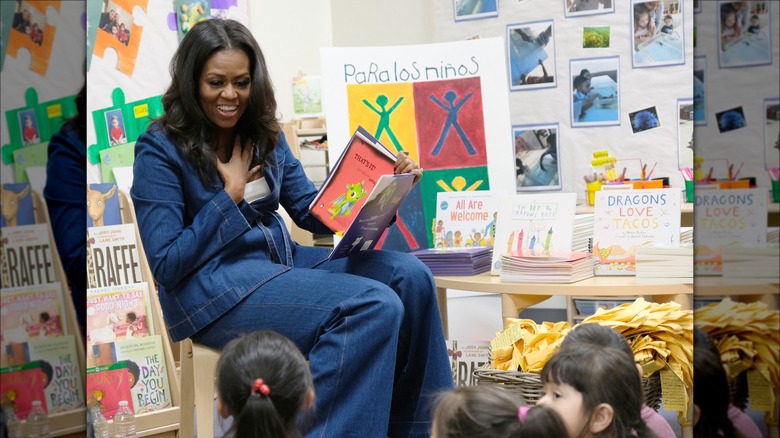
top-left (328, 173), bottom-right (415, 260)
top-left (115, 335), bottom-right (172, 414)
top-left (0, 183), bottom-right (34, 227)
top-left (1, 282), bottom-right (67, 367)
top-left (693, 188), bottom-right (767, 276)
top-left (87, 223), bottom-right (143, 288)
top-left (592, 189), bottom-right (681, 276)
top-left (0, 223), bottom-right (56, 288)
top-left (28, 335), bottom-right (85, 414)
top-left (0, 361), bottom-right (47, 419)
top-left (433, 191), bottom-right (498, 248)
top-left (490, 192), bottom-right (577, 275)
top-left (309, 125), bottom-right (397, 235)
top-left (86, 282), bottom-right (155, 364)
top-left (86, 362), bottom-right (134, 420)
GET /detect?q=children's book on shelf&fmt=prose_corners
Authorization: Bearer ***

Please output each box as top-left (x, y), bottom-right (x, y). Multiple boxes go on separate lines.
top-left (491, 192), bottom-right (577, 275)
top-left (114, 335), bottom-right (173, 414)
top-left (433, 191), bottom-right (499, 248)
top-left (329, 173), bottom-right (415, 260)
top-left (309, 125), bottom-right (397, 235)
top-left (499, 250), bottom-right (594, 283)
top-left (1, 282), bottom-right (67, 368)
top-left (445, 340), bottom-right (490, 387)
top-left (87, 182), bottom-right (121, 227)
top-left (0, 223), bottom-right (56, 288)
top-left (592, 189), bottom-right (681, 276)
top-left (693, 188), bottom-right (767, 276)
top-left (412, 246), bottom-right (493, 276)
top-left (0, 182), bottom-right (35, 227)
top-left (86, 362), bottom-right (134, 420)
top-left (28, 334), bottom-right (85, 415)
top-left (0, 361), bottom-right (48, 419)
top-left (87, 223), bottom-right (143, 288)
top-left (86, 282), bottom-right (154, 365)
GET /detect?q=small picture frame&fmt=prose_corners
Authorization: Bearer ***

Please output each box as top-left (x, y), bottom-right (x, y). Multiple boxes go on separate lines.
top-left (512, 123), bottom-right (562, 191)
top-left (98, 0), bottom-right (133, 46)
top-left (564, 0), bottom-right (615, 18)
top-left (18, 108), bottom-right (40, 146)
top-left (677, 98), bottom-right (694, 170)
top-left (631, 0), bottom-right (685, 68)
top-left (717, 0), bottom-right (772, 68)
top-left (453, 0), bottom-right (498, 22)
top-left (506, 20), bottom-right (556, 91)
top-left (105, 109), bottom-right (127, 146)
top-left (570, 56), bottom-right (620, 128)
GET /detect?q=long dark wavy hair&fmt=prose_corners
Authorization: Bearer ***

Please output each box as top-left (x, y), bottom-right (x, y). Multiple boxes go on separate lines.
top-left (157, 18), bottom-right (280, 184)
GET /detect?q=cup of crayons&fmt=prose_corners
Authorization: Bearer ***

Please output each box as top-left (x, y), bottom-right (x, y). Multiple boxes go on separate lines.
top-left (769, 167), bottom-right (780, 203)
top-left (680, 167), bottom-right (694, 202)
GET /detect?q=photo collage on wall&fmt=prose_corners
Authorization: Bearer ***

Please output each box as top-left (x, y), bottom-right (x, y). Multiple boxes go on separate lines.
top-left (631, 0), bottom-right (686, 68)
top-left (717, 0), bottom-right (772, 68)
top-left (506, 20), bottom-right (556, 91)
top-left (570, 56), bottom-right (620, 128)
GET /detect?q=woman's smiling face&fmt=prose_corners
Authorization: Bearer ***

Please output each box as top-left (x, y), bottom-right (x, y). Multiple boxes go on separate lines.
top-left (199, 48), bottom-right (251, 137)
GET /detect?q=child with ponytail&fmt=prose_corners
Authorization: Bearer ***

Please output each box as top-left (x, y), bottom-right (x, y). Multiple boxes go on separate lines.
top-left (215, 330), bottom-right (315, 438)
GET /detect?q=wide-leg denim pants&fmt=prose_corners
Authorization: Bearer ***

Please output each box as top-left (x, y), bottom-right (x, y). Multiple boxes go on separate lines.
top-left (191, 246), bottom-right (454, 437)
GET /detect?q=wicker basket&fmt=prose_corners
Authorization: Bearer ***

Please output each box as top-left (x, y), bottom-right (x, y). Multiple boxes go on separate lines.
top-left (728, 370), bottom-right (749, 410)
top-left (474, 365), bottom-right (663, 410)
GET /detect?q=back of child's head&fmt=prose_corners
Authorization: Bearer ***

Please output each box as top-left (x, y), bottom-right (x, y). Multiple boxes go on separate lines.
top-left (560, 323), bottom-right (632, 357)
top-left (542, 342), bottom-right (649, 438)
top-left (216, 330), bottom-right (313, 438)
top-left (432, 385), bottom-right (568, 438)
top-left (693, 327), bottom-right (738, 438)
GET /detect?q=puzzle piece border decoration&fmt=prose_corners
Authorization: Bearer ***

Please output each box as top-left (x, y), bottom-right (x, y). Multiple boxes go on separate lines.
top-left (90, 0), bottom-right (149, 76)
top-left (5, 1), bottom-right (61, 76)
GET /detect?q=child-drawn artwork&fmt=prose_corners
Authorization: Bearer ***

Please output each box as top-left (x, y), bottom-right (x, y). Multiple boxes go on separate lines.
top-left (18, 109), bottom-right (40, 146)
top-left (175, 0), bottom-right (210, 42)
top-left (564, 0), bottom-right (615, 18)
top-left (715, 106), bottom-right (747, 134)
top-left (632, 0), bottom-right (685, 68)
top-left (693, 56), bottom-right (706, 125)
top-left (570, 57), bottom-right (620, 128)
top-left (87, 183), bottom-right (120, 227)
top-left (512, 123), bottom-right (561, 191)
top-left (765, 99), bottom-right (780, 170)
top-left (292, 75), bottom-right (323, 117)
top-left (104, 109), bottom-right (127, 146)
top-left (6, 0), bottom-right (57, 76)
top-left (0, 183), bottom-right (34, 227)
top-left (507, 20), bottom-right (556, 91)
top-left (628, 106), bottom-right (661, 134)
top-left (91, 0), bottom-right (147, 76)
top-left (322, 38), bottom-right (514, 251)
top-left (718, 0), bottom-right (772, 68)
top-left (677, 98), bottom-right (694, 170)
top-left (583, 26), bottom-right (610, 48)
top-left (453, 0), bottom-right (498, 22)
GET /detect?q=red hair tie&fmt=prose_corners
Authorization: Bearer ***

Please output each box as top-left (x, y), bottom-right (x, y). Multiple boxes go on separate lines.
top-left (251, 378), bottom-right (271, 396)
top-left (518, 405), bottom-right (530, 423)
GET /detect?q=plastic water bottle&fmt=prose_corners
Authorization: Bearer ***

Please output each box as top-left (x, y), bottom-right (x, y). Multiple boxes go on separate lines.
top-left (89, 404), bottom-right (110, 438)
top-left (113, 400), bottom-right (137, 438)
top-left (2, 404), bottom-right (23, 438)
top-left (27, 400), bottom-right (50, 437)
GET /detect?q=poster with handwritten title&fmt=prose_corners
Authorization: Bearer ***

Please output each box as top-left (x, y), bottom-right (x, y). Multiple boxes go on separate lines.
top-left (693, 188), bottom-right (767, 276)
top-left (491, 192), bottom-right (577, 274)
top-left (593, 189), bottom-right (681, 275)
top-left (321, 38), bottom-right (515, 252)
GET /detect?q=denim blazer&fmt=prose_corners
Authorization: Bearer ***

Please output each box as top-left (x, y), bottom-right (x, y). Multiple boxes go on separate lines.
top-left (130, 126), bottom-right (333, 341)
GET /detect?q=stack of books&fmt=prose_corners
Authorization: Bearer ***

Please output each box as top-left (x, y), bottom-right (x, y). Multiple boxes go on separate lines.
top-left (768, 227), bottom-right (779, 244)
top-left (572, 214), bottom-right (594, 253)
top-left (721, 246), bottom-right (780, 281)
top-left (681, 227), bottom-right (693, 244)
top-left (499, 250), bottom-right (594, 283)
top-left (634, 244), bottom-right (694, 281)
top-left (412, 246), bottom-right (493, 276)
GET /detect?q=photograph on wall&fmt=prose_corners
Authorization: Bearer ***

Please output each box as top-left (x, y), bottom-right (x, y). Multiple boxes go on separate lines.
top-left (718, 0), bottom-right (772, 68)
top-left (677, 98), bottom-right (694, 170)
top-left (570, 56), bottom-right (620, 128)
top-left (765, 99), bottom-right (780, 170)
top-left (292, 75), bottom-right (324, 117)
top-left (583, 26), bottom-right (610, 48)
top-left (715, 106), bottom-right (747, 134)
top-left (17, 109), bottom-right (40, 146)
top-left (628, 106), bottom-right (660, 134)
top-left (564, 0), bottom-right (615, 18)
top-left (104, 109), bottom-right (127, 146)
top-left (98, 0), bottom-right (133, 46)
top-left (507, 20), bottom-right (556, 91)
top-left (11, 1), bottom-right (45, 46)
top-left (693, 56), bottom-right (706, 125)
top-left (694, 0), bottom-right (701, 13)
top-left (453, 0), bottom-right (498, 22)
top-left (631, 0), bottom-right (685, 68)
top-left (513, 123), bottom-right (561, 191)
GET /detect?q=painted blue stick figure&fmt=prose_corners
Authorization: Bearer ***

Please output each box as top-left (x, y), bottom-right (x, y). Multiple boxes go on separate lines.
top-left (430, 90), bottom-right (476, 156)
top-left (362, 94), bottom-right (405, 152)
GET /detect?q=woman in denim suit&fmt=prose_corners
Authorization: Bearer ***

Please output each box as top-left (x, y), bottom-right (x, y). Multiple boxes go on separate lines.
top-left (131, 19), bottom-right (452, 438)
